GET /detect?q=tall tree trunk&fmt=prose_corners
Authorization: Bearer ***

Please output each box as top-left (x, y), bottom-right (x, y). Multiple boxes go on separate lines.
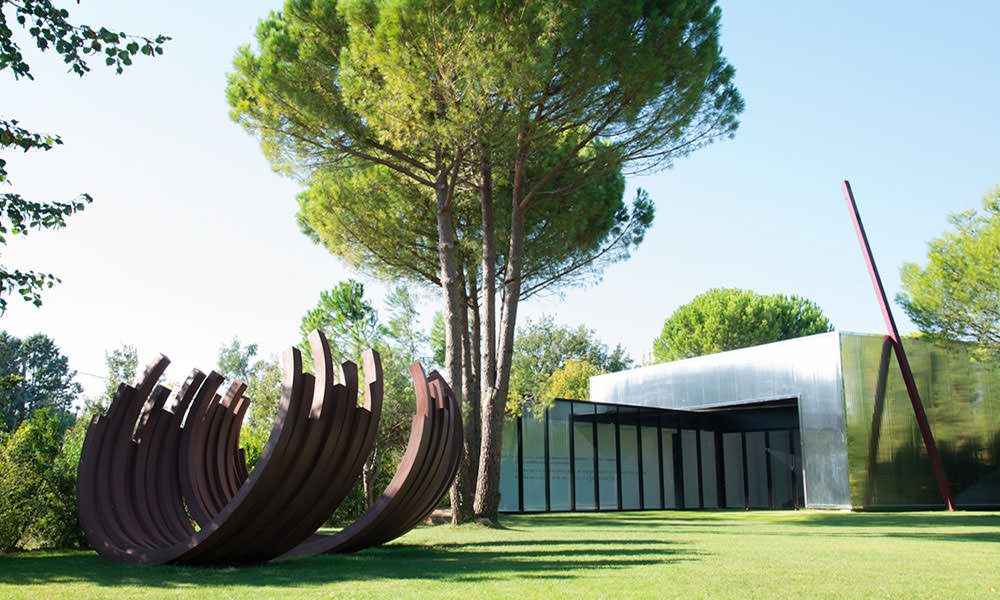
top-left (474, 148), bottom-right (527, 523)
top-left (450, 268), bottom-right (477, 524)
top-left (433, 162), bottom-right (468, 522)
top-left (479, 150), bottom-right (497, 392)
top-left (476, 151), bottom-right (497, 520)
top-left (462, 265), bottom-right (482, 518)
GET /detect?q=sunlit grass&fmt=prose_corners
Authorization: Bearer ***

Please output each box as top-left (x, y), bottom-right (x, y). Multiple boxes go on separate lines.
top-left (1, 511), bottom-right (998, 599)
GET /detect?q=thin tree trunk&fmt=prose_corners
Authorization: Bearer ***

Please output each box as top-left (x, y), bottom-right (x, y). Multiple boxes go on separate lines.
top-left (476, 150), bottom-right (497, 521)
top-left (362, 445), bottom-right (383, 508)
top-left (474, 147), bottom-right (527, 523)
top-left (467, 264), bottom-right (482, 429)
top-left (433, 161), bottom-right (468, 522)
top-left (450, 269), bottom-right (476, 524)
top-left (462, 264), bottom-right (482, 517)
top-left (479, 150), bottom-right (497, 391)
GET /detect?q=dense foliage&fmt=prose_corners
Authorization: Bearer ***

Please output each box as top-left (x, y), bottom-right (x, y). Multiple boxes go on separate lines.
top-left (508, 315), bottom-right (631, 415)
top-left (897, 186), bottom-right (1000, 359)
top-left (539, 359), bottom-right (602, 406)
top-left (652, 288), bottom-right (833, 362)
top-left (0, 331), bottom-right (80, 432)
top-left (0, 336), bottom-right (151, 553)
top-left (0, 408), bottom-right (84, 552)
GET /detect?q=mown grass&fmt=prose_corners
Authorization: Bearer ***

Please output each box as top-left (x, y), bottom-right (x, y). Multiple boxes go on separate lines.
top-left (1, 511), bottom-right (998, 599)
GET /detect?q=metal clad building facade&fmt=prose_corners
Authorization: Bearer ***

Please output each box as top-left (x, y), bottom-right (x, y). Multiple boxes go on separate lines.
top-left (498, 332), bottom-right (1000, 512)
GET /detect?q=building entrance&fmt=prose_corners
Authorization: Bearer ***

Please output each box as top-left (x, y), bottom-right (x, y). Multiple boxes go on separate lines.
top-left (499, 398), bottom-right (804, 512)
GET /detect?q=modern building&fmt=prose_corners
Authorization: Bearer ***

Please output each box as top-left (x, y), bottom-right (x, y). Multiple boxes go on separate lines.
top-left (498, 332), bottom-right (1000, 512)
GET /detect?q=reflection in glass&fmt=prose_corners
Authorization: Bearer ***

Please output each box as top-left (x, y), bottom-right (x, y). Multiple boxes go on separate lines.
top-left (573, 402), bottom-right (596, 510)
top-left (662, 429), bottom-right (677, 508)
top-left (745, 431), bottom-right (768, 508)
top-left (619, 408), bottom-right (640, 510)
top-left (596, 405), bottom-right (619, 510)
top-left (641, 426), bottom-right (662, 509)
top-left (769, 430), bottom-right (793, 508)
top-left (499, 417), bottom-right (520, 512)
top-left (700, 431), bottom-right (718, 508)
top-left (522, 412), bottom-right (546, 511)
top-left (681, 429), bottom-right (700, 508)
top-left (842, 334), bottom-right (1000, 508)
top-left (723, 432), bottom-right (745, 508)
top-left (548, 402), bottom-right (572, 511)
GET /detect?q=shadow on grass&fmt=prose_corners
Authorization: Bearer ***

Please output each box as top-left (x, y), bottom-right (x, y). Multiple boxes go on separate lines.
top-left (0, 537), bottom-right (693, 590)
top-left (499, 512), bottom-right (736, 530)
top-left (796, 511), bottom-right (1000, 544)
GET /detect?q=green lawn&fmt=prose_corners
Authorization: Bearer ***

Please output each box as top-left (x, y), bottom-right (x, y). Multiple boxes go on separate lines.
top-left (1, 511), bottom-right (998, 599)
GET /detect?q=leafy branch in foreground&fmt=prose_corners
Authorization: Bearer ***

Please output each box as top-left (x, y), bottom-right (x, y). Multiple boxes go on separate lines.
top-left (0, 0), bottom-right (168, 80)
top-left (0, 0), bottom-right (168, 312)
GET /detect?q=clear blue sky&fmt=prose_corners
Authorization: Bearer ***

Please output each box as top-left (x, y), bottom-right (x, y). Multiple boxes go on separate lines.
top-left (3, 1), bottom-right (998, 397)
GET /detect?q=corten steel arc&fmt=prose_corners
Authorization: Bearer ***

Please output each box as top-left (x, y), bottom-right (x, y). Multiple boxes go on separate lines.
top-left (842, 179), bottom-right (956, 510)
top-left (76, 330), bottom-right (463, 565)
top-left (283, 365), bottom-right (462, 558)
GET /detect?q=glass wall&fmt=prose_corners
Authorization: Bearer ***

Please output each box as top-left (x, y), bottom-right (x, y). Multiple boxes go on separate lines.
top-left (501, 399), bottom-right (804, 512)
top-left (842, 334), bottom-right (1000, 508)
top-left (699, 431), bottom-right (719, 508)
top-left (619, 407), bottom-right (641, 510)
top-left (640, 421), bottom-right (662, 509)
top-left (681, 429), bottom-right (700, 508)
top-left (722, 432), bottom-right (744, 508)
top-left (769, 430), bottom-right (793, 509)
top-left (498, 417), bottom-right (519, 512)
top-left (548, 402), bottom-right (572, 511)
top-left (661, 428), bottom-right (678, 508)
top-left (522, 412), bottom-right (546, 511)
top-left (595, 404), bottom-right (618, 510)
top-left (572, 402), bottom-right (596, 510)
top-left (745, 431), bottom-right (768, 508)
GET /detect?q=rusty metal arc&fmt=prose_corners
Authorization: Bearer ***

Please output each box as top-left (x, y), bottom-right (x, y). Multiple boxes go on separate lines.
top-left (76, 330), bottom-right (462, 565)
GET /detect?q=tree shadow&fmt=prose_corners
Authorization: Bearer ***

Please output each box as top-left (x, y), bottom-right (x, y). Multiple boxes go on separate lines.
top-left (499, 511), bottom-right (736, 530)
top-left (0, 536), bottom-right (696, 590)
top-left (795, 511), bottom-right (1000, 544)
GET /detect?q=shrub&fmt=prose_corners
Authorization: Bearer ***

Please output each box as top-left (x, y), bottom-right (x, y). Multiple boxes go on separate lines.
top-left (0, 409), bottom-right (85, 552)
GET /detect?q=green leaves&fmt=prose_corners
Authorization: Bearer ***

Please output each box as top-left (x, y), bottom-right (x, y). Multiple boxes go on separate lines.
top-left (0, 332), bottom-right (80, 433)
top-left (652, 288), bottom-right (834, 363)
top-left (300, 279), bottom-right (381, 365)
top-left (538, 359), bottom-right (602, 406)
top-left (215, 338), bottom-right (283, 464)
top-left (508, 315), bottom-right (632, 415)
top-left (1, 1), bottom-right (168, 313)
top-left (0, 1), bottom-right (169, 79)
top-left (897, 186), bottom-right (1000, 359)
top-left (0, 119), bottom-right (63, 179)
top-left (0, 192), bottom-right (91, 312)
top-left (0, 408), bottom-right (83, 552)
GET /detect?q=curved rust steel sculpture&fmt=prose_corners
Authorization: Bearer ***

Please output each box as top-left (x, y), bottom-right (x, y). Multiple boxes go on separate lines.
top-left (76, 330), bottom-right (461, 565)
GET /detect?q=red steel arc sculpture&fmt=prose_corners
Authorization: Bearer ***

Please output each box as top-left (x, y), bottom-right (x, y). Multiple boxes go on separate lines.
top-left (76, 330), bottom-right (462, 565)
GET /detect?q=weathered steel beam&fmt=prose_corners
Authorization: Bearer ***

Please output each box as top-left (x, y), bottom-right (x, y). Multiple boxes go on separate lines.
top-left (842, 179), bottom-right (955, 510)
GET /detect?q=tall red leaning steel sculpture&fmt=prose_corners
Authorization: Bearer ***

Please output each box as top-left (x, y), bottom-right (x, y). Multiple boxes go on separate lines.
top-left (842, 180), bottom-right (955, 510)
top-left (76, 329), bottom-right (462, 565)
